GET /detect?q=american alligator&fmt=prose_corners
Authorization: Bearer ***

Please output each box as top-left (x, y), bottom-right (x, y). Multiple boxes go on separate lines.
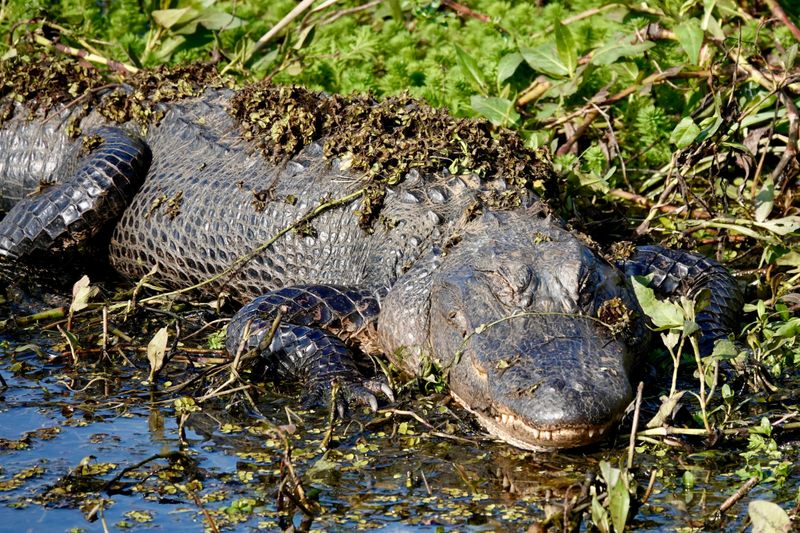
top-left (0, 67), bottom-right (742, 449)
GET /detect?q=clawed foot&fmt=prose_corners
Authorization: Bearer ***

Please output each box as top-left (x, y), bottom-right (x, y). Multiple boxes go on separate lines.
top-left (303, 374), bottom-right (395, 417)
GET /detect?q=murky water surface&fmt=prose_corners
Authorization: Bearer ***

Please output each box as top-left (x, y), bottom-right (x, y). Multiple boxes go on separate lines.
top-left (1, 300), bottom-right (797, 532)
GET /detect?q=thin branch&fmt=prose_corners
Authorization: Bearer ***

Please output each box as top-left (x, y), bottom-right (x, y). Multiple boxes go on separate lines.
top-left (772, 90), bottom-right (799, 185)
top-left (718, 476), bottom-right (760, 515)
top-left (110, 188), bottom-right (365, 310)
top-left (320, 0), bottom-right (381, 26)
top-left (34, 34), bottom-right (137, 74)
top-left (553, 67), bottom-right (684, 154)
top-left (608, 188), bottom-right (711, 219)
top-left (765, 0), bottom-right (800, 42)
top-left (250, 0), bottom-right (318, 58)
top-left (440, 0), bottom-right (491, 23)
top-left (627, 381), bottom-right (644, 469)
top-left (102, 451), bottom-right (186, 492)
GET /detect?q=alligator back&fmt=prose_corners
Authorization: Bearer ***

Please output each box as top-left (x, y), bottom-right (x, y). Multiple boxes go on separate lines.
top-left (109, 91), bottom-right (479, 301)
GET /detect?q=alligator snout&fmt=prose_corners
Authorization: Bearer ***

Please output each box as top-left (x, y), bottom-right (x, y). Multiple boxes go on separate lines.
top-left (445, 318), bottom-right (635, 449)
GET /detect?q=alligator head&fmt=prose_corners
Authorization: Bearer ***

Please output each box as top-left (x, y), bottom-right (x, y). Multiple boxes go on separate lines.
top-left (425, 209), bottom-right (642, 449)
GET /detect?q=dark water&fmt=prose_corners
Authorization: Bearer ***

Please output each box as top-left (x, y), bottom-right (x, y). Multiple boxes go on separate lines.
top-left (1, 309), bottom-right (797, 531)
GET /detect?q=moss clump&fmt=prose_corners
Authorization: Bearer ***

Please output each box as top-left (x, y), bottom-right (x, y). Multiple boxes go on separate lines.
top-left (97, 63), bottom-right (232, 127)
top-left (231, 83), bottom-right (553, 227)
top-left (0, 50), bottom-right (231, 128)
top-left (0, 52), bottom-right (106, 120)
top-left (80, 133), bottom-right (104, 155)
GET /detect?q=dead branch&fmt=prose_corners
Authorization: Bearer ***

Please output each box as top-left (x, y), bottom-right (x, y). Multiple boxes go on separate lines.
top-left (440, 0), bottom-right (491, 23)
top-left (765, 0), bottom-right (800, 41)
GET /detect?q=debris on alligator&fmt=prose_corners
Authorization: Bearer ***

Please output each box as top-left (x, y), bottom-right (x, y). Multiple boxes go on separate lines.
top-left (0, 50), bottom-right (232, 133)
top-left (0, 52), bottom-right (744, 451)
top-left (230, 83), bottom-right (553, 228)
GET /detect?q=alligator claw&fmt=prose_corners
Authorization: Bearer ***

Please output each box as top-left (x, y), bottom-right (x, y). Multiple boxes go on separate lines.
top-left (362, 378), bottom-right (395, 403)
top-left (303, 374), bottom-right (393, 417)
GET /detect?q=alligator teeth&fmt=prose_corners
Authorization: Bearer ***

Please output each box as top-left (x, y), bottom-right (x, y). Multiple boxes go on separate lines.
top-left (530, 427), bottom-right (540, 439)
top-left (501, 414), bottom-right (509, 425)
top-left (598, 426), bottom-right (606, 435)
top-left (587, 429), bottom-right (595, 439)
top-left (540, 429), bottom-right (551, 441)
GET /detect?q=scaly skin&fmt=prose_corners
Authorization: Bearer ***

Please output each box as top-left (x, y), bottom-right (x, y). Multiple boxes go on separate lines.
top-left (0, 90), bottom-right (743, 449)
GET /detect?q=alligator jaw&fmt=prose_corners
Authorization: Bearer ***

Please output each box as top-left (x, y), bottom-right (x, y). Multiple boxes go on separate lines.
top-left (451, 391), bottom-right (615, 450)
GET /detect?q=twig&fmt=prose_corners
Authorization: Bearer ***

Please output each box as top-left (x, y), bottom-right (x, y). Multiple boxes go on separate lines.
top-left (516, 79), bottom-right (551, 107)
top-left (320, 381), bottom-right (340, 450)
top-left (772, 90), bottom-right (799, 185)
top-left (750, 91), bottom-right (780, 199)
top-left (554, 68), bottom-right (683, 154)
top-left (420, 469), bottom-right (432, 496)
top-left (641, 469), bottom-right (658, 504)
top-left (126, 188), bottom-right (365, 309)
top-left (383, 408), bottom-right (437, 431)
top-left (101, 306), bottom-right (108, 358)
top-left (250, 0), bottom-right (317, 58)
top-left (635, 157), bottom-right (679, 235)
top-left (197, 320), bottom-right (252, 402)
top-left (16, 306), bottom-right (66, 326)
top-left (320, 0), bottom-right (382, 26)
top-left (440, 0), bottom-right (491, 23)
top-left (34, 34), bottom-right (138, 74)
top-left (102, 451), bottom-right (186, 492)
top-left (57, 324), bottom-right (79, 365)
top-left (57, 376), bottom-right (109, 393)
top-left (526, 4), bottom-right (624, 42)
top-left (607, 188), bottom-right (710, 219)
top-left (725, 42), bottom-right (800, 94)
top-left (380, 408), bottom-right (478, 444)
top-left (765, 0), bottom-right (800, 41)
top-left (627, 381), bottom-right (644, 469)
top-left (190, 492), bottom-right (219, 533)
top-left (277, 426), bottom-right (318, 517)
top-left (717, 476), bottom-right (759, 515)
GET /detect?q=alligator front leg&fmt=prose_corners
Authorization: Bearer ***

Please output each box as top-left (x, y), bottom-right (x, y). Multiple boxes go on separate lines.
top-left (0, 127), bottom-right (151, 260)
top-left (620, 245), bottom-right (743, 353)
top-left (226, 285), bottom-right (393, 415)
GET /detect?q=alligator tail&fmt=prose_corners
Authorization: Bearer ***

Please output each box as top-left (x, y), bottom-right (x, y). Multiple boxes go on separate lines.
top-left (620, 245), bottom-right (743, 354)
top-left (0, 127), bottom-right (151, 260)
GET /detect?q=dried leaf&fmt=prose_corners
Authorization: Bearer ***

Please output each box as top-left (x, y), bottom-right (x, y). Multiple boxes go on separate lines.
top-left (147, 327), bottom-right (169, 382)
top-left (70, 275), bottom-right (98, 313)
top-left (646, 391), bottom-right (686, 428)
top-left (748, 500), bottom-right (791, 533)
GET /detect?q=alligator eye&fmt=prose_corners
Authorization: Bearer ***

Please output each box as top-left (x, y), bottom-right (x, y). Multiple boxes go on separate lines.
top-left (446, 309), bottom-right (468, 335)
top-left (491, 263), bottom-right (536, 308)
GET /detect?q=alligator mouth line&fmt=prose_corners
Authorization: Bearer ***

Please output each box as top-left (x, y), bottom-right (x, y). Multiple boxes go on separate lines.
top-left (450, 391), bottom-right (614, 450)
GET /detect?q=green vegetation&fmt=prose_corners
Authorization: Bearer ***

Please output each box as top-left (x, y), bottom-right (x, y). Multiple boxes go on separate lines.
top-left (1, 0), bottom-right (799, 531)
